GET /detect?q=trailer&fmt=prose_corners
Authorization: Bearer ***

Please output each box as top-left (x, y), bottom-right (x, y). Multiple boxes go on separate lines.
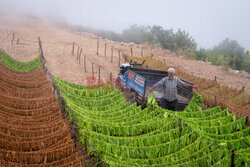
top-left (117, 61), bottom-right (194, 110)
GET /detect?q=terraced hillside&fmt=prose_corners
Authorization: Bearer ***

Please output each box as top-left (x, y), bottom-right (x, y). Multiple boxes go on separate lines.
top-left (0, 51), bottom-right (84, 166)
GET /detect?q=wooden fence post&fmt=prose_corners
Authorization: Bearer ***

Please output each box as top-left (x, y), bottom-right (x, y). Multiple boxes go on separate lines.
top-left (78, 48), bottom-right (82, 63)
top-left (214, 96), bottom-right (217, 106)
top-left (77, 46), bottom-right (80, 60)
top-left (104, 43), bottom-right (107, 58)
top-left (38, 37), bottom-right (45, 64)
top-left (130, 47), bottom-right (133, 57)
top-left (92, 63), bottom-right (94, 78)
top-left (38, 37), bottom-right (43, 56)
top-left (84, 55), bottom-right (87, 72)
top-left (11, 32), bottom-right (15, 46)
top-left (72, 42), bottom-right (75, 55)
top-left (118, 50), bottom-right (121, 67)
top-left (98, 67), bottom-right (101, 84)
top-left (215, 76), bottom-right (217, 81)
top-left (38, 37), bottom-right (41, 52)
top-left (242, 86), bottom-right (245, 92)
top-left (111, 46), bottom-right (113, 62)
top-left (110, 72), bottom-right (112, 81)
top-left (141, 47), bottom-right (143, 57)
top-left (97, 40), bottom-right (99, 55)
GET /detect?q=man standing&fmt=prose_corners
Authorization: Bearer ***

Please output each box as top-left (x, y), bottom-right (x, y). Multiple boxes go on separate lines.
top-left (149, 68), bottom-right (197, 111)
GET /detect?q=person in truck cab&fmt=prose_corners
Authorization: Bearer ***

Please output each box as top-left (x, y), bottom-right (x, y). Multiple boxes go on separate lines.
top-left (149, 68), bottom-right (198, 111)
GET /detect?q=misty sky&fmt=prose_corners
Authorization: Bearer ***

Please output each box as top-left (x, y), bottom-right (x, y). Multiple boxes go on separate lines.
top-left (1, 0), bottom-right (249, 50)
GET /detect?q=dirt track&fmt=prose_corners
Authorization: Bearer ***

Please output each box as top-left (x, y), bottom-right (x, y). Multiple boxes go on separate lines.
top-left (0, 16), bottom-right (249, 95)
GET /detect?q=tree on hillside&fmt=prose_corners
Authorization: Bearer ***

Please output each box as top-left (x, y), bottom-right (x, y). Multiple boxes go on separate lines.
top-left (195, 48), bottom-right (207, 61)
top-left (174, 29), bottom-right (197, 50)
top-left (97, 30), bottom-right (122, 41)
top-left (246, 50), bottom-right (249, 56)
top-left (150, 26), bottom-right (176, 51)
top-left (243, 50), bottom-right (250, 73)
top-left (122, 24), bottom-right (146, 44)
top-left (150, 26), bottom-right (197, 52)
top-left (211, 38), bottom-right (245, 70)
top-left (141, 30), bottom-right (155, 45)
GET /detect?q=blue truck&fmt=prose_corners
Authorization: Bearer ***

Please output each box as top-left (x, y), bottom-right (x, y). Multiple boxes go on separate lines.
top-left (117, 61), bottom-right (194, 110)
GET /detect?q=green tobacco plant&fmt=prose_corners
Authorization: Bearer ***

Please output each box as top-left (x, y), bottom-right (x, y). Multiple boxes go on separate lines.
top-left (0, 50), bottom-right (41, 72)
top-left (54, 77), bottom-right (248, 166)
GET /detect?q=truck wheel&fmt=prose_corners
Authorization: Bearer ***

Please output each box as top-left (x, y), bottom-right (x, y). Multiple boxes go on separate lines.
top-left (129, 92), bottom-right (138, 104)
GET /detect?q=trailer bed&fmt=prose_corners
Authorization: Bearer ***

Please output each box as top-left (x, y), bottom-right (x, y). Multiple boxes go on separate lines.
top-left (123, 67), bottom-right (193, 110)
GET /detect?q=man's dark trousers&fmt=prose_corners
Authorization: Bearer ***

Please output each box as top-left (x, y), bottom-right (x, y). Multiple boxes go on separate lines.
top-left (160, 98), bottom-right (178, 111)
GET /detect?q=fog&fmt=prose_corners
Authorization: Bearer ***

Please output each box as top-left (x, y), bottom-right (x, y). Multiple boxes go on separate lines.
top-left (0, 0), bottom-right (249, 50)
